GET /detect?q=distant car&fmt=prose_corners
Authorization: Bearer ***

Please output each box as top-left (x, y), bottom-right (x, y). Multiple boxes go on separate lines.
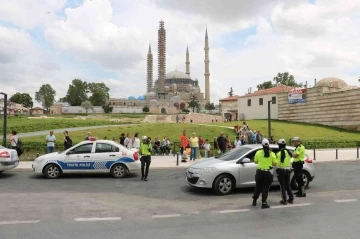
top-left (186, 144), bottom-right (315, 195)
top-left (0, 145), bottom-right (19, 173)
top-left (32, 140), bottom-right (140, 179)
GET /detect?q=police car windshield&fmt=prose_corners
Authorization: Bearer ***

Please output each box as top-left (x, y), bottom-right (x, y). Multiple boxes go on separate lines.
top-left (218, 146), bottom-right (252, 161)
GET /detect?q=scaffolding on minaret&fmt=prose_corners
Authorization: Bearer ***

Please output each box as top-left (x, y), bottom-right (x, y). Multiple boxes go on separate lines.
top-left (147, 43), bottom-right (153, 93)
top-left (157, 20), bottom-right (166, 99)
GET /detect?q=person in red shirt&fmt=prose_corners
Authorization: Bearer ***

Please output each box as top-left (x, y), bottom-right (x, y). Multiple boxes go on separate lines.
top-left (180, 130), bottom-right (188, 155)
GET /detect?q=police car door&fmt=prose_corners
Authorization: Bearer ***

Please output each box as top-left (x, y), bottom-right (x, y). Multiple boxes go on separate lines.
top-left (63, 142), bottom-right (94, 172)
top-left (238, 149), bottom-right (258, 187)
top-left (94, 142), bottom-right (120, 172)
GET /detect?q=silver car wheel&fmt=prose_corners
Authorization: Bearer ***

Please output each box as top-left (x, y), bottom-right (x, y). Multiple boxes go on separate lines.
top-left (302, 173), bottom-right (308, 186)
top-left (114, 165), bottom-right (125, 177)
top-left (47, 166), bottom-right (59, 178)
top-left (219, 178), bottom-right (232, 193)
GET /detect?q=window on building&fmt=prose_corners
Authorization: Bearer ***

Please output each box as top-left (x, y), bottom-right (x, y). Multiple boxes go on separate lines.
top-left (272, 96), bottom-right (276, 104)
top-left (247, 99), bottom-right (251, 106)
top-left (259, 98), bottom-right (263, 105)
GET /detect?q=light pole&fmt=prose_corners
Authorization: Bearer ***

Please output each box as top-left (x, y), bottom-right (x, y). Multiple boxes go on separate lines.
top-left (0, 92), bottom-right (7, 147)
top-left (267, 100), bottom-right (272, 140)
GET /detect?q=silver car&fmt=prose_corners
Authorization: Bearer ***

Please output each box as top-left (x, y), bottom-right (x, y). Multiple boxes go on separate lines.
top-left (186, 144), bottom-right (315, 195)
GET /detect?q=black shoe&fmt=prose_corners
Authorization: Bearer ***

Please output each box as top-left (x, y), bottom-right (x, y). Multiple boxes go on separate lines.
top-left (279, 200), bottom-right (287, 205)
top-left (287, 199), bottom-right (294, 204)
top-left (294, 191), bottom-right (301, 196)
top-left (296, 193), bottom-right (306, 197)
top-left (261, 202), bottom-right (270, 209)
top-left (144, 177), bottom-right (148, 181)
top-left (141, 177), bottom-right (144, 181)
top-left (252, 196), bottom-right (257, 206)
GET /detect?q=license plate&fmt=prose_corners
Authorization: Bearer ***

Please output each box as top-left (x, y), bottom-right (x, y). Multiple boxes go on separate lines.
top-left (187, 172), bottom-right (193, 178)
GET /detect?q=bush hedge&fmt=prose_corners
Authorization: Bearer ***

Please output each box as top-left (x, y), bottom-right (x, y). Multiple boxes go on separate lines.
top-left (288, 139), bottom-right (360, 149)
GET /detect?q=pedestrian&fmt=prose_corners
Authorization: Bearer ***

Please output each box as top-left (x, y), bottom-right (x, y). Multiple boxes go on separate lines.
top-left (139, 136), bottom-right (152, 181)
top-left (189, 133), bottom-right (199, 161)
top-left (203, 139), bottom-right (211, 158)
top-left (85, 132), bottom-right (91, 140)
top-left (252, 139), bottom-right (277, 209)
top-left (63, 131), bottom-right (72, 150)
top-left (234, 136), bottom-right (242, 148)
top-left (276, 139), bottom-right (294, 205)
top-left (216, 132), bottom-right (227, 154)
top-left (180, 130), bottom-right (188, 155)
top-left (292, 136), bottom-right (306, 197)
top-left (241, 135), bottom-right (246, 145)
top-left (124, 133), bottom-right (132, 148)
top-left (176, 115), bottom-right (179, 123)
top-left (46, 131), bottom-right (56, 153)
top-left (133, 133), bottom-right (141, 149)
top-left (119, 133), bottom-right (125, 146)
top-left (9, 130), bottom-right (19, 150)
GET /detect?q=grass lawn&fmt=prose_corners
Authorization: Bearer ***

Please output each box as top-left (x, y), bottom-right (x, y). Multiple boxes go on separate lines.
top-left (213, 120), bottom-right (360, 141)
top-left (0, 115), bottom-right (144, 134)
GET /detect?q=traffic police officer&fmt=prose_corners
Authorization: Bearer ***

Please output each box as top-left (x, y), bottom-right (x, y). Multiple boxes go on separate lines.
top-left (276, 139), bottom-right (294, 205)
top-left (140, 136), bottom-right (152, 181)
top-left (252, 139), bottom-right (277, 209)
top-left (292, 136), bottom-right (306, 197)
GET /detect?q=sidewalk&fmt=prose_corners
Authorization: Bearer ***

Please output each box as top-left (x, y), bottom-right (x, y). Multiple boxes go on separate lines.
top-left (10, 149), bottom-right (359, 172)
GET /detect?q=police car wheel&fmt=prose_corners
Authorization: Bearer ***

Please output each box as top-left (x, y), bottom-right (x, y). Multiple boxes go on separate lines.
top-left (291, 171), bottom-right (310, 190)
top-left (213, 174), bottom-right (234, 195)
top-left (111, 164), bottom-right (128, 178)
top-left (44, 164), bottom-right (61, 179)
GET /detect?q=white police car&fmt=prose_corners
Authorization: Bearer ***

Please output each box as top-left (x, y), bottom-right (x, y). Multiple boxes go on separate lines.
top-left (32, 139), bottom-right (140, 179)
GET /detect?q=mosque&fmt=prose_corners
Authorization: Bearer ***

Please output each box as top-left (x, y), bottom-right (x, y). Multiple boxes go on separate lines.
top-left (107, 20), bottom-right (210, 114)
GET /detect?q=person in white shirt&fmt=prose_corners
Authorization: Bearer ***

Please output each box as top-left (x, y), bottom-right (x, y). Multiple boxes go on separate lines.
top-left (124, 133), bottom-right (131, 148)
top-left (9, 130), bottom-right (19, 149)
top-left (203, 139), bottom-right (211, 158)
top-left (234, 136), bottom-right (242, 148)
top-left (162, 136), bottom-right (171, 155)
top-left (46, 131), bottom-right (56, 153)
top-left (133, 133), bottom-right (141, 149)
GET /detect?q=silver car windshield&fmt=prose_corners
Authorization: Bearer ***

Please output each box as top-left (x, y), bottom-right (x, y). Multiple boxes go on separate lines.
top-left (218, 146), bottom-right (252, 161)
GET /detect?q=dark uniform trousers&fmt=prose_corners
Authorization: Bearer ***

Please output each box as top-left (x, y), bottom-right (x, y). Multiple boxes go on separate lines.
top-left (253, 169), bottom-right (273, 202)
top-left (292, 161), bottom-right (304, 193)
top-left (141, 155), bottom-right (151, 178)
top-left (277, 169), bottom-right (294, 201)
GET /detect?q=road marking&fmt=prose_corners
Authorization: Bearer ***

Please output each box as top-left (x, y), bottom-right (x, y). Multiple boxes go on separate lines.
top-left (0, 220), bottom-right (40, 225)
top-left (334, 199), bottom-right (358, 203)
top-left (217, 209), bottom-right (250, 214)
top-left (271, 203), bottom-right (312, 209)
top-left (74, 217), bottom-right (121, 222)
top-left (191, 211), bottom-right (200, 214)
top-left (152, 214), bottom-right (181, 219)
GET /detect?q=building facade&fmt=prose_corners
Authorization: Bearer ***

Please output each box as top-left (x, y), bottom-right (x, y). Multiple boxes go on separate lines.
top-left (238, 85), bottom-right (293, 120)
top-left (219, 95), bottom-right (239, 121)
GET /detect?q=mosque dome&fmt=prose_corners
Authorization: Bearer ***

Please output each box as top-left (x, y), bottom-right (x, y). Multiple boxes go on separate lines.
top-left (137, 96), bottom-right (145, 100)
top-left (170, 95), bottom-right (181, 102)
top-left (128, 96), bottom-right (136, 100)
top-left (150, 99), bottom-right (158, 106)
top-left (166, 70), bottom-right (191, 79)
top-left (316, 77), bottom-right (348, 89)
top-left (165, 86), bottom-right (170, 91)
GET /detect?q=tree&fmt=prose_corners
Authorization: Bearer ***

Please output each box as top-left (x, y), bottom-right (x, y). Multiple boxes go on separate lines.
top-left (205, 102), bottom-right (215, 113)
top-left (187, 95), bottom-right (200, 113)
top-left (273, 72), bottom-right (302, 87)
top-left (142, 106), bottom-right (150, 113)
top-left (102, 105), bottom-right (113, 114)
top-left (228, 87), bottom-right (233, 97)
top-left (88, 83), bottom-right (110, 106)
top-left (9, 92), bottom-right (33, 108)
top-left (35, 84), bottom-right (56, 112)
top-left (81, 100), bottom-right (94, 113)
top-left (256, 81), bottom-right (273, 90)
top-left (61, 79), bottom-right (89, 106)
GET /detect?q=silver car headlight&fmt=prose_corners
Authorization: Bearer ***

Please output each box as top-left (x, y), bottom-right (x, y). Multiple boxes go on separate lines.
top-left (199, 167), bottom-right (217, 175)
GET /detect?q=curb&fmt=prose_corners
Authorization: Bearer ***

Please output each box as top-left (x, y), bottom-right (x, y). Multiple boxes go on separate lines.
top-left (313, 159), bottom-right (359, 164)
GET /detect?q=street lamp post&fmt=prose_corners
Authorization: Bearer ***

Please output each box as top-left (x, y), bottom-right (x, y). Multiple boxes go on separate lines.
top-left (267, 100), bottom-right (272, 140)
top-left (0, 92), bottom-right (7, 147)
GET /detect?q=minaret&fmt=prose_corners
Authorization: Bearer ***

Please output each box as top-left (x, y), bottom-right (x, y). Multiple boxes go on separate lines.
top-left (147, 43), bottom-right (153, 93)
top-left (157, 20), bottom-right (166, 99)
top-left (185, 45), bottom-right (190, 77)
top-left (204, 27), bottom-right (210, 102)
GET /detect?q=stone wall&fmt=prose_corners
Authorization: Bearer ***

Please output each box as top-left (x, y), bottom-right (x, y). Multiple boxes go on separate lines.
top-left (143, 113), bottom-right (223, 123)
top-left (278, 87), bottom-right (360, 130)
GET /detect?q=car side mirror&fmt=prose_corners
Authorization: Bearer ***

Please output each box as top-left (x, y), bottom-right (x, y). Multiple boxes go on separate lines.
top-left (240, 158), bottom-right (251, 164)
top-left (66, 150), bottom-right (74, 155)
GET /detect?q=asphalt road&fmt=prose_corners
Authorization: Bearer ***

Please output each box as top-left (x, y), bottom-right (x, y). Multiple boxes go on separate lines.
top-left (1, 162), bottom-right (360, 239)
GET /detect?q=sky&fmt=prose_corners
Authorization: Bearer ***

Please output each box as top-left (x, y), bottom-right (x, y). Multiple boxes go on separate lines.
top-left (0, 0), bottom-right (360, 106)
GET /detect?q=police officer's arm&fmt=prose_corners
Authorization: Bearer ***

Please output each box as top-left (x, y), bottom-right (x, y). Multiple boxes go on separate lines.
top-left (254, 151), bottom-right (260, 164)
top-left (293, 147), bottom-right (299, 158)
top-left (272, 153), bottom-right (277, 166)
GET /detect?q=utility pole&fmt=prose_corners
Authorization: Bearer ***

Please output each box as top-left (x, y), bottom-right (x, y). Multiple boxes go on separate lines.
top-left (0, 92), bottom-right (8, 147)
top-left (267, 100), bottom-right (272, 140)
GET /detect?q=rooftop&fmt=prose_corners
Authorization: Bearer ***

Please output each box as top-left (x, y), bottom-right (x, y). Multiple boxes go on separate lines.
top-left (219, 95), bottom-right (239, 101)
top-left (239, 85), bottom-right (294, 98)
